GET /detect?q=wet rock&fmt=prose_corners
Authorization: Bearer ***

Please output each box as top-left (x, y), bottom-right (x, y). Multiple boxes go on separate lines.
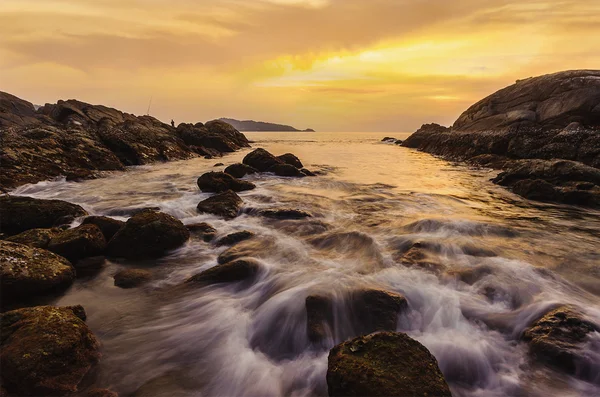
top-left (81, 216), bottom-right (125, 241)
top-left (213, 162), bottom-right (224, 167)
top-left (351, 289), bottom-right (408, 335)
top-left (0, 305), bottom-right (100, 396)
top-left (306, 295), bottom-right (334, 344)
top-left (114, 269), bottom-right (152, 288)
top-left (197, 171), bottom-right (255, 193)
top-left (382, 137), bottom-right (396, 142)
top-left (242, 148), bottom-right (284, 172)
top-left (186, 258), bottom-right (261, 285)
top-left (215, 230), bottom-right (255, 247)
top-left (85, 388), bottom-right (119, 397)
top-left (446, 265), bottom-right (494, 285)
top-left (268, 163), bottom-right (306, 178)
top-left (300, 168), bottom-right (317, 177)
top-left (186, 222), bottom-right (217, 242)
top-left (224, 163), bottom-right (258, 179)
top-left (522, 306), bottom-right (598, 375)
top-left (277, 153), bottom-right (303, 168)
top-left (327, 332), bottom-right (452, 397)
top-left (5, 228), bottom-right (61, 248)
top-left (197, 190), bottom-right (243, 219)
top-left (0, 196), bottom-right (87, 236)
top-left (47, 224), bottom-right (107, 263)
top-left (106, 206), bottom-right (161, 217)
top-left (398, 246), bottom-right (446, 274)
top-left (0, 241), bottom-right (75, 301)
top-left (216, 238), bottom-right (276, 264)
top-left (257, 208), bottom-right (312, 220)
top-left (106, 211), bottom-right (189, 259)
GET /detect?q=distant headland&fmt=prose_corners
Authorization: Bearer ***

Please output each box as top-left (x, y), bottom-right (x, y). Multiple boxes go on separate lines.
top-left (220, 118), bottom-right (315, 132)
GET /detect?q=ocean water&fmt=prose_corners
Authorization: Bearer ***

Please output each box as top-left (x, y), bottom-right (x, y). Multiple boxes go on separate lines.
top-left (11, 131), bottom-right (600, 397)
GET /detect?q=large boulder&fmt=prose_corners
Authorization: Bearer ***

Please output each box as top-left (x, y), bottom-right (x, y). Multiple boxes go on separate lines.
top-left (224, 163), bottom-right (258, 179)
top-left (196, 190), bottom-right (243, 219)
top-left (0, 196), bottom-right (87, 236)
top-left (327, 332), bottom-right (452, 397)
top-left (106, 211), bottom-right (189, 259)
top-left (522, 306), bottom-right (598, 375)
top-left (81, 216), bottom-right (125, 241)
top-left (47, 224), bottom-right (107, 263)
top-left (196, 171), bottom-right (255, 193)
top-left (5, 228), bottom-right (61, 248)
top-left (0, 241), bottom-right (75, 301)
top-left (242, 148), bottom-right (284, 172)
top-left (0, 305), bottom-right (100, 396)
top-left (186, 258), bottom-right (261, 285)
top-left (351, 289), bottom-right (408, 335)
top-left (277, 153), bottom-right (303, 168)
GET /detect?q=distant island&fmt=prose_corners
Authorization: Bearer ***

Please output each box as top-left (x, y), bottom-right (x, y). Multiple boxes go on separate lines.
top-left (220, 118), bottom-right (315, 132)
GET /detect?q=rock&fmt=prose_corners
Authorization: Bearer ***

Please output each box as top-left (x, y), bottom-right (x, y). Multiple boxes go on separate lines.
top-left (277, 153), bottom-right (303, 168)
top-left (185, 222), bottom-right (217, 242)
top-left (300, 168), bottom-right (317, 177)
top-left (242, 148), bottom-right (284, 172)
top-left (0, 241), bottom-right (75, 301)
top-left (5, 228), bottom-right (61, 248)
top-left (382, 137), bottom-right (396, 142)
top-left (196, 171), bottom-right (255, 193)
top-left (213, 163), bottom-right (224, 167)
top-left (268, 163), bottom-right (306, 177)
top-left (85, 388), bottom-right (119, 397)
top-left (224, 163), bottom-right (258, 178)
top-left (47, 224), bottom-right (107, 263)
top-left (0, 91), bottom-right (41, 128)
top-left (204, 119), bottom-right (251, 149)
top-left (306, 295), bottom-right (334, 344)
top-left (522, 306), bottom-right (598, 375)
top-left (215, 231), bottom-right (255, 247)
top-left (327, 332), bottom-right (452, 397)
top-left (114, 269), bottom-right (152, 288)
top-left (186, 258), bottom-right (261, 285)
top-left (106, 211), bottom-right (189, 259)
top-left (81, 216), bottom-right (125, 241)
top-left (0, 196), bottom-right (87, 236)
top-left (446, 265), bottom-right (494, 285)
top-left (351, 289), bottom-right (408, 335)
top-left (0, 305), bottom-right (100, 396)
top-left (257, 208), bottom-right (312, 220)
top-left (196, 190), bottom-right (243, 219)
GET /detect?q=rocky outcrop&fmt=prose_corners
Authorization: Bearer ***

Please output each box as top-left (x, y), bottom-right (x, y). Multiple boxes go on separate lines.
top-left (106, 211), bottom-right (189, 259)
top-left (196, 171), bottom-right (255, 193)
top-left (0, 196), bottom-right (87, 236)
top-left (0, 92), bottom-right (251, 189)
top-left (0, 241), bottom-right (75, 301)
top-left (243, 148), bottom-right (284, 172)
top-left (196, 190), bottom-right (243, 219)
top-left (327, 332), bottom-right (452, 397)
top-left (402, 70), bottom-right (600, 207)
top-left (0, 305), bottom-right (100, 395)
top-left (219, 118), bottom-right (314, 132)
top-left (241, 148), bottom-right (314, 178)
top-left (81, 216), bottom-right (125, 241)
top-left (114, 269), bottom-right (152, 288)
top-left (186, 258), bottom-right (261, 285)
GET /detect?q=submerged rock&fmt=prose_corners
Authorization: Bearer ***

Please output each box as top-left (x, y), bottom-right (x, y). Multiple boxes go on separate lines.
top-left (0, 241), bottom-right (75, 301)
top-left (186, 258), bottom-right (261, 285)
top-left (114, 269), bottom-right (152, 288)
top-left (351, 289), bottom-right (408, 335)
top-left (81, 216), bottom-right (125, 241)
top-left (106, 211), bottom-right (189, 259)
top-left (327, 332), bottom-right (452, 397)
top-left (196, 190), bottom-right (243, 219)
top-left (215, 230), bottom-right (255, 247)
top-left (277, 153), bottom-right (303, 168)
top-left (522, 306), bottom-right (598, 375)
top-left (197, 171), bottom-right (255, 193)
top-left (186, 222), bottom-right (217, 241)
top-left (0, 196), bottom-right (87, 236)
top-left (47, 224), bottom-right (107, 263)
top-left (242, 148), bottom-right (284, 172)
top-left (0, 305), bottom-right (100, 396)
top-left (306, 295), bottom-right (334, 344)
top-left (224, 163), bottom-right (258, 179)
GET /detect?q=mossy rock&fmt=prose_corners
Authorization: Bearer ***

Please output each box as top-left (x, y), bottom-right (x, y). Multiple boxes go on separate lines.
top-left (0, 241), bottom-right (75, 301)
top-left (106, 211), bottom-right (189, 260)
top-left (5, 228), bottom-right (61, 248)
top-left (47, 224), bottom-right (107, 263)
top-left (114, 269), bottom-right (152, 289)
top-left (81, 216), bottom-right (125, 241)
top-left (327, 332), bottom-right (452, 397)
top-left (196, 190), bottom-right (243, 219)
top-left (0, 196), bottom-right (87, 236)
top-left (0, 305), bottom-right (100, 395)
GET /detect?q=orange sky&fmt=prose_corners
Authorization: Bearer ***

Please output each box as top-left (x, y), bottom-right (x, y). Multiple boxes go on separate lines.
top-left (1, 0), bottom-right (599, 131)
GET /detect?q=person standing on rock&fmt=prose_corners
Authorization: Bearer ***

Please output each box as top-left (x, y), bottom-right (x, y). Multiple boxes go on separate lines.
top-left (171, 119), bottom-right (175, 127)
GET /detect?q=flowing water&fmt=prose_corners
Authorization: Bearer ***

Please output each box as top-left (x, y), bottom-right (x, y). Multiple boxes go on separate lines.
top-left (11, 131), bottom-right (600, 397)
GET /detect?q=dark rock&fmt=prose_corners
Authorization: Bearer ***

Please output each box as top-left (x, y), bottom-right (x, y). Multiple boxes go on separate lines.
top-left (224, 163), bottom-right (258, 178)
top-left (0, 196), bottom-right (87, 236)
top-left (0, 305), bottom-right (100, 396)
top-left (215, 231), bottom-right (255, 246)
top-left (213, 162), bottom-right (224, 167)
top-left (85, 389), bottom-right (119, 397)
top-left (268, 163), bottom-right (306, 177)
top-left (382, 137), bottom-right (396, 142)
top-left (277, 153), bottom-right (303, 168)
top-left (204, 119), bottom-right (251, 148)
top-left (186, 258), bottom-right (261, 285)
top-left (106, 206), bottom-right (161, 217)
top-left (196, 171), bottom-right (255, 193)
top-left (300, 168), bottom-right (317, 177)
top-left (196, 190), bottom-right (243, 219)
top-left (0, 91), bottom-right (41, 128)
top-left (257, 208), bottom-right (312, 220)
top-left (522, 306), bottom-right (598, 375)
top-left (114, 269), bottom-right (152, 288)
top-left (186, 222), bottom-right (217, 241)
top-left (242, 148), bottom-right (284, 172)
top-left (5, 228), bottom-right (61, 248)
top-left (327, 332), bottom-right (452, 397)
top-left (106, 211), bottom-right (189, 259)
top-left (351, 289), bottom-right (408, 335)
top-left (47, 224), bottom-right (107, 263)
top-left (0, 241), bottom-right (75, 301)
top-left (306, 295), bottom-right (334, 344)
top-left (81, 216), bottom-right (125, 241)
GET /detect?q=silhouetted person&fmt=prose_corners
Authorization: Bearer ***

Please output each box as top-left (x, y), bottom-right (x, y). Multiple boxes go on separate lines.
top-left (171, 119), bottom-right (175, 127)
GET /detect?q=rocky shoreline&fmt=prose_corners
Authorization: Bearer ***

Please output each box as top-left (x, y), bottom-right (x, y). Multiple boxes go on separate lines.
top-left (400, 70), bottom-right (600, 207)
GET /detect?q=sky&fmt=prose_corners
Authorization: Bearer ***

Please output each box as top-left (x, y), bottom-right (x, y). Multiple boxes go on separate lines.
top-left (1, 0), bottom-right (599, 132)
